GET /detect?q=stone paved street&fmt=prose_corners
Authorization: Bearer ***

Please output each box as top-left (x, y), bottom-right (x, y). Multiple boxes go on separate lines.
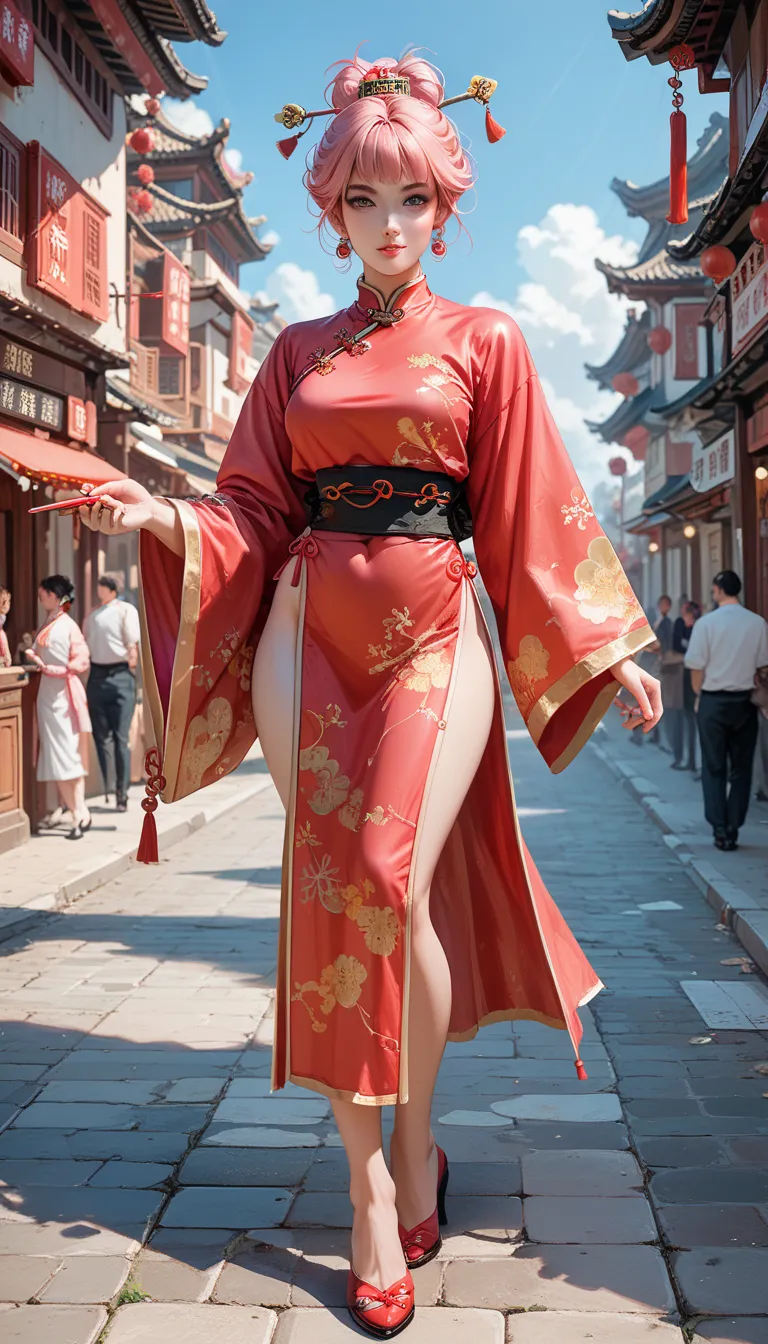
top-left (2, 685), bottom-right (768, 1342)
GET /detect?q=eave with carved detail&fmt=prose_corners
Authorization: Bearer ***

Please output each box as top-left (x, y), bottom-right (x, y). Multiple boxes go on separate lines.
top-left (607, 1), bottom-right (740, 69)
top-left (586, 385), bottom-right (659, 444)
top-left (586, 311), bottom-right (651, 390)
top-left (65, 0), bottom-right (216, 98)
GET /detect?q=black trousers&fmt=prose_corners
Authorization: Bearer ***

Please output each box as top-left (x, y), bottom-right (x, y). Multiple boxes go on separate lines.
top-left (697, 691), bottom-right (759, 834)
top-left (87, 663), bottom-right (136, 801)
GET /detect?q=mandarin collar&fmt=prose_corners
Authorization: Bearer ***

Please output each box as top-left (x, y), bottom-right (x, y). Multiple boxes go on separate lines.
top-left (354, 269), bottom-right (433, 321)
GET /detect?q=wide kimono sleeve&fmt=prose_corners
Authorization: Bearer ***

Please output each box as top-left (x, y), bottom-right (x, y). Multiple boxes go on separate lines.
top-left (466, 314), bottom-right (655, 774)
top-left (138, 328), bottom-right (308, 804)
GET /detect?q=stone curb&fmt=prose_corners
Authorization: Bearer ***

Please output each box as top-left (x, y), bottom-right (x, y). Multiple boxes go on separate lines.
top-left (591, 741), bottom-right (768, 979)
top-left (0, 773), bottom-right (274, 947)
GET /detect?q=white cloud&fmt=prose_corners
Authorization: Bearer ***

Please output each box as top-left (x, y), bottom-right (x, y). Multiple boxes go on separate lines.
top-left (263, 262), bottom-right (337, 322)
top-left (470, 203), bottom-right (639, 489)
top-left (260, 229), bottom-right (281, 248)
top-left (223, 147), bottom-right (243, 173)
top-left (161, 98), bottom-right (215, 139)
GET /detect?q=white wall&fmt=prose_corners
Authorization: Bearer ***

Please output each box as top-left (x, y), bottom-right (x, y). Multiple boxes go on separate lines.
top-left (0, 49), bottom-right (127, 358)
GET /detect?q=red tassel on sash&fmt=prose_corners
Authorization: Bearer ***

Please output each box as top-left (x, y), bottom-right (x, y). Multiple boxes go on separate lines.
top-left (667, 110), bottom-right (688, 225)
top-left (485, 105), bottom-right (506, 143)
top-left (575, 1058), bottom-right (588, 1081)
top-left (136, 747), bottom-right (166, 865)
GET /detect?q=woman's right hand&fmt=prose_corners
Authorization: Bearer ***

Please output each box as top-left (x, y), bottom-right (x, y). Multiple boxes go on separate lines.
top-left (79, 480), bottom-right (156, 535)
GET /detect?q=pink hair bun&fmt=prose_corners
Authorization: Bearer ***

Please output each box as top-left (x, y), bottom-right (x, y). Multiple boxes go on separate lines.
top-left (329, 52), bottom-right (444, 111)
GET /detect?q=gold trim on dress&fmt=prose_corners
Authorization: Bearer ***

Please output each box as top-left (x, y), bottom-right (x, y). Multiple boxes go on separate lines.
top-left (550, 681), bottom-right (620, 776)
top-left (526, 623), bottom-right (656, 751)
top-left (288, 1073), bottom-right (398, 1106)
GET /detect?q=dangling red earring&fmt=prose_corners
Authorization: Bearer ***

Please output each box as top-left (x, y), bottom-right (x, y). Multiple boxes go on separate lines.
top-left (431, 228), bottom-right (447, 259)
top-left (336, 237), bottom-right (352, 259)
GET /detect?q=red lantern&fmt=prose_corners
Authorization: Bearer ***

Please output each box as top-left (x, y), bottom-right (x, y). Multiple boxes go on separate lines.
top-left (612, 372), bottom-right (640, 399)
top-left (145, 98), bottom-right (161, 117)
top-left (132, 189), bottom-right (153, 215)
top-left (647, 326), bottom-right (673, 355)
top-left (137, 163), bottom-right (155, 185)
top-left (750, 203), bottom-right (768, 244)
top-left (130, 127), bottom-right (154, 155)
top-left (700, 245), bottom-right (736, 284)
top-left (609, 456), bottom-right (628, 477)
top-left (623, 426), bottom-right (650, 461)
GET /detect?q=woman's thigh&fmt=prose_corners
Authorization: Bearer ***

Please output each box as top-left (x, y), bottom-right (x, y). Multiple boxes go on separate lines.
top-left (251, 562), bottom-right (301, 808)
top-left (411, 587), bottom-right (496, 902)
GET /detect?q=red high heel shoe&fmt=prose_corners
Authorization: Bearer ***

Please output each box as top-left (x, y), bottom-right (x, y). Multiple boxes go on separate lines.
top-left (397, 1144), bottom-right (449, 1269)
top-left (346, 1265), bottom-right (415, 1338)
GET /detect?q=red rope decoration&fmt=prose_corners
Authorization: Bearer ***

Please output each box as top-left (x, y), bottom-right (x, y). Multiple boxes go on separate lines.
top-left (667, 43), bottom-right (696, 225)
top-left (136, 747), bottom-right (166, 864)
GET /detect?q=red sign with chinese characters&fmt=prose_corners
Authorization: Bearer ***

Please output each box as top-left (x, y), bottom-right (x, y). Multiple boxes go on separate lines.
top-left (674, 303), bottom-right (706, 381)
top-left (161, 252), bottom-right (190, 357)
top-left (67, 396), bottom-right (87, 442)
top-left (229, 310), bottom-right (254, 396)
top-left (26, 143), bottom-right (110, 323)
top-left (0, 0), bottom-right (34, 87)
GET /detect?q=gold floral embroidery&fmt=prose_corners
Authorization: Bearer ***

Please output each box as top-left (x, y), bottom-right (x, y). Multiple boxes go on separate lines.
top-left (299, 851), bottom-right (343, 911)
top-left (561, 488), bottom-right (594, 531)
top-left (407, 353), bottom-right (462, 408)
top-left (292, 954), bottom-right (400, 1051)
top-left (398, 649), bottom-right (451, 694)
top-left (227, 644), bottom-right (254, 691)
top-left (300, 705), bottom-right (350, 817)
top-left (211, 629), bottom-right (239, 663)
top-left (179, 697), bottom-right (233, 791)
top-left (295, 821), bottom-right (321, 849)
top-left (338, 787), bottom-right (363, 831)
top-left (507, 635), bottom-right (550, 713)
top-left (367, 609), bottom-right (451, 764)
top-left (356, 905), bottom-right (400, 956)
top-left (392, 416), bottom-right (445, 468)
top-left (573, 537), bottom-right (642, 631)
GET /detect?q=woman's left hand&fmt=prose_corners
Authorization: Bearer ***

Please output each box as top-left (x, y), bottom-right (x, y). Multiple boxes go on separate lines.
top-left (610, 656), bottom-right (663, 734)
top-left (23, 649), bottom-right (43, 670)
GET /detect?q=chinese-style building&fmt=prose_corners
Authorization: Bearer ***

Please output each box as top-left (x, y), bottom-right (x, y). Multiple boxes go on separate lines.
top-left (586, 111), bottom-right (729, 612)
top-left (117, 102), bottom-right (276, 501)
top-left (0, 0), bottom-right (225, 849)
top-left (608, 0), bottom-right (768, 620)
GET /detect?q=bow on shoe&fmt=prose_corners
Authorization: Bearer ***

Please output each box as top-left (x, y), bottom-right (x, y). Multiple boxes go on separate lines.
top-left (354, 1279), bottom-right (411, 1315)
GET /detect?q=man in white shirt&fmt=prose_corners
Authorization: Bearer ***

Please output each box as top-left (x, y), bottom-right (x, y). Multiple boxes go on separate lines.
top-left (685, 570), bottom-right (768, 851)
top-left (83, 577), bottom-right (140, 812)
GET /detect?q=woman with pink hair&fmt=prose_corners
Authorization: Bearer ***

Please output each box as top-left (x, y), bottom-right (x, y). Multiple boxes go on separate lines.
top-left (80, 51), bottom-right (660, 1337)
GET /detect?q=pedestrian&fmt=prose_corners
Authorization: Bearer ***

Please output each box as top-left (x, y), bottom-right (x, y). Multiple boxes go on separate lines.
top-left (653, 595), bottom-right (676, 752)
top-left (685, 570), bottom-right (768, 850)
top-left (79, 47), bottom-right (663, 1336)
top-left (672, 600), bottom-right (701, 772)
top-left (24, 575), bottom-right (93, 840)
top-left (83, 576), bottom-right (140, 813)
top-left (0, 586), bottom-right (11, 667)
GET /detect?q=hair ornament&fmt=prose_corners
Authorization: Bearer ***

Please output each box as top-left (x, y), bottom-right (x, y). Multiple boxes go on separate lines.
top-left (273, 68), bottom-right (505, 159)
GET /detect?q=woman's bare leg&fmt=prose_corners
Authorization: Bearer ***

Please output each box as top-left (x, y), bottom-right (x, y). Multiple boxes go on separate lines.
top-left (390, 588), bottom-right (495, 1229)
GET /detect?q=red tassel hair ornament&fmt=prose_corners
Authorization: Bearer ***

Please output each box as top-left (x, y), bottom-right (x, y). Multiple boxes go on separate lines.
top-left (485, 104), bottom-right (506, 143)
top-left (667, 44), bottom-right (696, 225)
top-left (136, 747), bottom-right (166, 865)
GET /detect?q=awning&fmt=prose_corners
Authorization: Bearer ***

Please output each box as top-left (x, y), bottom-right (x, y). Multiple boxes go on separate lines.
top-left (0, 424), bottom-right (125, 488)
top-left (130, 422), bottom-right (180, 468)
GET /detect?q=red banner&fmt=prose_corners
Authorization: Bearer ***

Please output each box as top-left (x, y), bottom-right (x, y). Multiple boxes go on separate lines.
top-left (0, 0), bottom-right (34, 87)
top-left (162, 252), bottom-right (190, 357)
top-left (229, 310), bottom-right (254, 395)
top-left (27, 143), bottom-right (110, 323)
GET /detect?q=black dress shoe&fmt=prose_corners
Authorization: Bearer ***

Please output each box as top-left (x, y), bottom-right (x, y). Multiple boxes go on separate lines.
top-left (713, 828), bottom-right (727, 850)
top-left (116, 798), bottom-right (128, 813)
top-left (725, 828), bottom-right (739, 851)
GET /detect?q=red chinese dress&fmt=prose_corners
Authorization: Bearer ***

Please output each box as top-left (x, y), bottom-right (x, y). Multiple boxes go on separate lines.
top-left (139, 272), bottom-right (654, 1105)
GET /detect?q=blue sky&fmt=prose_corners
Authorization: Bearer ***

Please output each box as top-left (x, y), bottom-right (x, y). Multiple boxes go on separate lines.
top-left (163, 0), bottom-right (728, 488)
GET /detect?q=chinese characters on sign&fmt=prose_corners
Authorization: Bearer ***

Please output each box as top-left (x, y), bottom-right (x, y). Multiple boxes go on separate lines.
top-left (691, 430), bottom-right (735, 493)
top-left (27, 143), bottom-right (110, 321)
top-left (3, 341), bottom-right (33, 380)
top-left (0, 0), bottom-right (34, 87)
top-left (731, 241), bottom-right (768, 357)
top-left (67, 397), bottom-right (87, 442)
top-left (0, 376), bottom-right (63, 431)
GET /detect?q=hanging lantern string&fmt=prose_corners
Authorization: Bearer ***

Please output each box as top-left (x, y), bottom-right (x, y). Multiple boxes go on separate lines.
top-left (667, 43), bottom-right (696, 226)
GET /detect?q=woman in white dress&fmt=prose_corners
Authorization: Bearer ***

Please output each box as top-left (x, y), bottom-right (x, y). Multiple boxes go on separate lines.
top-left (25, 575), bottom-right (93, 840)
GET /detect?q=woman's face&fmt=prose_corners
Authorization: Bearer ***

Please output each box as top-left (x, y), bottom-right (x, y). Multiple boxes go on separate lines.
top-left (0, 590), bottom-right (10, 616)
top-left (38, 586), bottom-right (59, 613)
top-left (340, 173), bottom-right (440, 280)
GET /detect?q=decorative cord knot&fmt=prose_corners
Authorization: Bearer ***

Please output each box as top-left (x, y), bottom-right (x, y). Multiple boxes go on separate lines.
top-left (136, 748), bottom-right (166, 864)
top-left (446, 552), bottom-right (478, 581)
top-left (285, 527), bottom-right (319, 586)
top-left (356, 1282), bottom-right (411, 1313)
top-left (366, 307), bottom-right (404, 326)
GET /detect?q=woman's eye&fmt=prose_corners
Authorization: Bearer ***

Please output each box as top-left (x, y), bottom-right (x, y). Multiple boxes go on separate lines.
top-left (346, 196), bottom-right (373, 208)
top-left (404, 194), bottom-right (428, 207)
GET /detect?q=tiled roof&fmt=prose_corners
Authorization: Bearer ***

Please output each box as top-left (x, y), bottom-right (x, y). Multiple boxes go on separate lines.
top-left (66, 0), bottom-right (209, 98)
top-left (608, 1), bottom-right (740, 68)
top-left (127, 108), bottom-right (253, 193)
top-left (130, 184), bottom-right (272, 263)
top-left (596, 247), bottom-right (705, 296)
top-left (586, 384), bottom-right (656, 444)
